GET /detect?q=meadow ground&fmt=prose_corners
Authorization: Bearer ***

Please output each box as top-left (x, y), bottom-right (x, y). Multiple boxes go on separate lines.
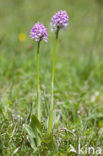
top-left (0, 0), bottom-right (103, 155)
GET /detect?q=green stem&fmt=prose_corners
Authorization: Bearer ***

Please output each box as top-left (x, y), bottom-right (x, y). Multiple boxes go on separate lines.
top-left (36, 42), bottom-right (41, 146)
top-left (48, 29), bottom-right (59, 133)
top-left (37, 41), bottom-right (41, 122)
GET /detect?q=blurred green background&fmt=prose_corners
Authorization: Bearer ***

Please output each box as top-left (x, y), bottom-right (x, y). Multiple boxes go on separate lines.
top-left (0, 0), bottom-right (103, 108)
top-left (0, 0), bottom-right (103, 155)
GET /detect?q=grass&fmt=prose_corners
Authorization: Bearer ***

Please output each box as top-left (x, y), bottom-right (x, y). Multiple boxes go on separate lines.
top-left (0, 0), bottom-right (103, 155)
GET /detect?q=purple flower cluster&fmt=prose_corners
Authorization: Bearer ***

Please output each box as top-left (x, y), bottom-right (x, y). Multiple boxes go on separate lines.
top-left (30, 10), bottom-right (69, 42)
top-left (30, 22), bottom-right (48, 42)
top-left (51, 10), bottom-right (69, 31)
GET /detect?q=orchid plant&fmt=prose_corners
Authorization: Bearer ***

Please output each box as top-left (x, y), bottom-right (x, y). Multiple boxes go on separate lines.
top-left (23, 22), bottom-right (48, 148)
top-left (30, 22), bottom-right (48, 122)
top-left (48, 10), bottom-right (69, 132)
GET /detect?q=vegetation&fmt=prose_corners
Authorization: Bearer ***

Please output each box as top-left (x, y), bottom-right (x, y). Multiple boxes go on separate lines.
top-left (0, 0), bottom-right (103, 155)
